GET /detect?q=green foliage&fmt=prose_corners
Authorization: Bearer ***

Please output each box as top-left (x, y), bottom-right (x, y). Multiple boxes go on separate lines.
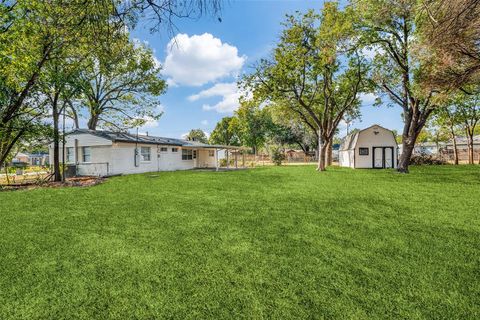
top-left (77, 35), bottom-right (166, 130)
top-left (209, 117), bottom-right (241, 146)
top-left (269, 145), bottom-right (285, 166)
top-left (242, 3), bottom-right (370, 170)
top-left (185, 129), bottom-right (208, 143)
top-left (235, 100), bottom-right (273, 153)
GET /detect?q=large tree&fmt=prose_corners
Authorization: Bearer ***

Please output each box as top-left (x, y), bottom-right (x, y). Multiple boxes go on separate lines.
top-left (77, 35), bottom-right (166, 130)
top-left (243, 4), bottom-right (368, 171)
top-left (209, 116), bottom-right (241, 146)
top-left (420, 0), bottom-right (480, 89)
top-left (0, 0), bottom-right (221, 170)
top-left (235, 99), bottom-right (272, 156)
top-left (455, 89), bottom-right (480, 164)
top-left (431, 104), bottom-right (463, 164)
top-left (185, 129), bottom-right (208, 143)
top-left (355, 0), bottom-right (442, 173)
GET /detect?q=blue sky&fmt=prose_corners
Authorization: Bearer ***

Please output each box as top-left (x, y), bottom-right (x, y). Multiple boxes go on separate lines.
top-left (130, 0), bottom-right (404, 138)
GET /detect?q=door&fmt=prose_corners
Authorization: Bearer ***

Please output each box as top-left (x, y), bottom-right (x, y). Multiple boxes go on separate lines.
top-left (373, 147), bottom-right (384, 168)
top-left (372, 147), bottom-right (394, 168)
top-left (384, 147), bottom-right (393, 168)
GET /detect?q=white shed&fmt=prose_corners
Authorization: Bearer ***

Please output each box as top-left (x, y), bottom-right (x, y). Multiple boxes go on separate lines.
top-left (338, 125), bottom-right (398, 169)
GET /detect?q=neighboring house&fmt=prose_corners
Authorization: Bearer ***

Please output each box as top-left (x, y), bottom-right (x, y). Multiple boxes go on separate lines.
top-left (10, 152), bottom-right (49, 167)
top-left (29, 153), bottom-right (49, 166)
top-left (12, 152), bottom-right (30, 165)
top-left (339, 125), bottom-right (398, 169)
top-left (48, 129), bottom-right (241, 176)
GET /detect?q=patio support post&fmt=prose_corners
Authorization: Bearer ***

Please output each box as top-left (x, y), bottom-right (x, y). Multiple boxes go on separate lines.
top-left (226, 149), bottom-right (229, 169)
top-left (215, 148), bottom-right (219, 171)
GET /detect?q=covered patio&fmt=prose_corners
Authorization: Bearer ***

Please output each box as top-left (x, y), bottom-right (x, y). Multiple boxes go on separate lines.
top-left (181, 143), bottom-right (251, 171)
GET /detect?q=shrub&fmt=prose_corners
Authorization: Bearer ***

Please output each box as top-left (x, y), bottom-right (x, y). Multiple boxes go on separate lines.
top-left (270, 146), bottom-right (285, 166)
top-left (409, 154), bottom-right (447, 165)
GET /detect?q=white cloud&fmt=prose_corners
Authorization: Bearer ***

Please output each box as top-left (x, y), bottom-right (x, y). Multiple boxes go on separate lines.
top-left (163, 33), bottom-right (245, 86)
top-left (138, 105), bottom-right (165, 129)
top-left (188, 82), bottom-right (242, 113)
top-left (188, 82), bottom-right (237, 101)
top-left (201, 120), bottom-right (208, 126)
top-left (139, 116), bottom-right (160, 128)
top-left (359, 93), bottom-right (378, 105)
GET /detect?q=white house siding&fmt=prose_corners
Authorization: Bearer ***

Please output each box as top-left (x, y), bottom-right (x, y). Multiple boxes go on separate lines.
top-left (196, 149), bottom-right (216, 168)
top-left (354, 126), bottom-right (397, 168)
top-left (48, 134), bottom-right (113, 169)
top-left (49, 132), bottom-right (230, 176)
top-left (110, 143), bottom-right (199, 175)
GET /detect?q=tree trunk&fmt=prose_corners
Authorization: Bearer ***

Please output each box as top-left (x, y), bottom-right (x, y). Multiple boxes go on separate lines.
top-left (397, 106), bottom-right (430, 173)
top-left (467, 133), bottom-right (474, 164)
top-left (52, 96), bottom-right (62, 182)
top-left (451, 130), bottom-right (459, 165)
top-left (326, 139), bottom-right (333, 166)
top-left (317, 133), bottom-right (327, 171)
top-left (87, 115), bottom-right (98, 130)
top-left (398, 138), bottom-right (415, 173)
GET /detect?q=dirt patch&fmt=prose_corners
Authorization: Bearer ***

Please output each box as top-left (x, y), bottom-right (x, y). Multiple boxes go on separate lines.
top-left (0, 176), bottom-right (105, 191)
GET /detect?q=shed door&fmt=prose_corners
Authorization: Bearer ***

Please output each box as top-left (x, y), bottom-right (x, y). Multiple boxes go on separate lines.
top-left (373, 147), bottom-right (384, 168)
top-left (384, 147), bottom-right (394, 168)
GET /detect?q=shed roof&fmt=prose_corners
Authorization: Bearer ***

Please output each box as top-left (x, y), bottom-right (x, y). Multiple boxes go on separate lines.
top-left (339, 124), bottom-right (396, 151)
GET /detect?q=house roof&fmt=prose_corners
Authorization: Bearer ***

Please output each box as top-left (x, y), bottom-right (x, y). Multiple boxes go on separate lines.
top-left (69, 129), bottom-right (243, 149)
top-left (339, 124), bottom-right (396, 151)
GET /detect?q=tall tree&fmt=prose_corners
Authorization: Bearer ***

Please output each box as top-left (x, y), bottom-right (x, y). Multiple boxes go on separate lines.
top-left (0, 0), bottom-right (221, 170)
top-left (420, 0), bottom-right (480, 89)
top-left (185, 129), bottom-right (208, 143)
top-left (355, 0), bottom-right (441, 173)
top-left (0, 0), bottom-right (113, 169)
top-left (209, 117), bottom-right (241, 146)
top-left (243, 4), bottom-right (368, 171)
top-left (77, 36), bottom-right (166, 130)
top-left (432, 105), bottom-right (462, 164)
top-left (235, 99), bottom-right (272, 156)
top-left (455, 89), bottom-right (480, 164)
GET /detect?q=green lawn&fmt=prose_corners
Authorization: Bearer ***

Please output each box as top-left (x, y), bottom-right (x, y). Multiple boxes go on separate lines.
top-left (0, 166), bottom-right (479, 319)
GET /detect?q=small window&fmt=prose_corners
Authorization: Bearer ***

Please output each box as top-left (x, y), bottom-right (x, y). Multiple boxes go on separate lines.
top-left (171, 147), bottom-right (178, 152)
top-left (359, 147), bottom-right (369, 156)
top-left (193, 150), bottom-right (197, 159)
top-left (66, 147), bottom-right (74, 163)
top-left (141, 147), bottom-right (151, 161)
top-left (208, 150), bottom-right (215, 157)
top-left (160, 147), bottom-right (168, 152)
top-left (182, 149), bottom-right (193, 160)
top-left (82, 147), bottom-right (91, 162)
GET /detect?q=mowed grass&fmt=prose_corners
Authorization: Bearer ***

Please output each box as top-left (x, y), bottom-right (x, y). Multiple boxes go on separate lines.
top-left (0, 165), bottom-right (479, 319)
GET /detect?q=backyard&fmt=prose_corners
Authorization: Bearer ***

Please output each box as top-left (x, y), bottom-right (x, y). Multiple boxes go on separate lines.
top-left (0, 165), bottom-right (479, 319)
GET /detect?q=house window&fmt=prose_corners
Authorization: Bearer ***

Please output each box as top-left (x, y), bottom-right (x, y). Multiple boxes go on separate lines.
top-left (193, 150), bottom-right (197, 159)
top-left (172, 147), bottom-right (178, 152)
top-left (182, 149), bottom-right (193, 160)
top-left (160, 147), bottom-right (168, 152)
top-left (141, 147), bottom-right (151, 161)
top-left (208, 150), bottom-right (215, 157)
top-left (82, 147), bottom-right (91, 162)
top-left (66, 147), bottom-right (74, 163)
top-left (359, 147), bottom-right (369, 156)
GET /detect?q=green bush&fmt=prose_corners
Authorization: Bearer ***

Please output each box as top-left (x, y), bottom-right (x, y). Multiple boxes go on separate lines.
top-left (270, 146), bottom-right (285, 166)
